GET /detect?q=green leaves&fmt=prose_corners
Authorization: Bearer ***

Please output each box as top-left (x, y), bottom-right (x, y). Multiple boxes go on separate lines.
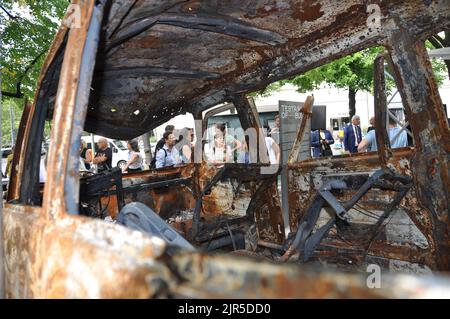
top-left (252, 43), bottom-right (447, 116)
top-left (1, 0), bottom-right (68, 99)
top-left (290, 46), bottom-right (384, 94)
top-left (1, 0), bottom-right (67, 145)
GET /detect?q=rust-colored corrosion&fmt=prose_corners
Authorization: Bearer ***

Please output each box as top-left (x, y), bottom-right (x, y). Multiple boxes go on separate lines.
top-left (286, 149), bottom-right (442, 269)
top-left (2, 0), bottom-right (450, 298)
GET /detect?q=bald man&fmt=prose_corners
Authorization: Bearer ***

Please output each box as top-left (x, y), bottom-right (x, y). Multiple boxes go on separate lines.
top-left (92, 138), bottom-right (112, 172)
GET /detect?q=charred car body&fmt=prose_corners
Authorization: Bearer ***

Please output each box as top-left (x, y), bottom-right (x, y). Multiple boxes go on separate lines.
top-left (2, 0), bottom-right (450, 298)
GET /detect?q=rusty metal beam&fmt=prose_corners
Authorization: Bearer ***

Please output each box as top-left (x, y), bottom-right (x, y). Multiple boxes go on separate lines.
top-left (373, 55), bottom-right (391, 168)
top-left (232, 94), bottom-right (269, 164)
top-left (169, 251), bottom-right (450, 298)
top-left (287, 96), bottom-right (314, 164)
top-left (192, 166), bottom-right (226, 240)
top-left (246, 177), bottom-right (285, 245)
top-left (110, 13), bottom-right (286, 50)
top-left (387, 30), bottom-right (450, 270)
top-left (44, 0), bottom-right (105, 217)
top-left (94, 66), bottom-right (221, 80)
top-left (7, 100), bottom-right (32, 202)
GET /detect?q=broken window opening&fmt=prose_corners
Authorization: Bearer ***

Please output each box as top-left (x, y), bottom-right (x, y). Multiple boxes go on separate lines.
top-left (8, 36), bottom-right (67, 207)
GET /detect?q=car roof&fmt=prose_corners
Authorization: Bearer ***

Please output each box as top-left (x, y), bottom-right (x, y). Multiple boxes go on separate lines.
top-left (39, 0), bottom-right (450, 140)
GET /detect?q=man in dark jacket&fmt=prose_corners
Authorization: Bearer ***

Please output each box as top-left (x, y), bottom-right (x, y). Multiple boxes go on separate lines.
top-left (311, 129), bottom-right (334, 157)
top-left (343, 115), bottom-right (362, 154)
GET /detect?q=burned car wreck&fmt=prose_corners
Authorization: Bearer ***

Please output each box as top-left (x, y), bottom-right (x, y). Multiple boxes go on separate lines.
top-left (2, 0), bottom-right (450, 298)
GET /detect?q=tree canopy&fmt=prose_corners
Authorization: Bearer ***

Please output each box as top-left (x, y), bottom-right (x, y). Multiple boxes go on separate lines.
top-left (254, 44), bottom-right (448, 117)
top-left (1, 0), bottom-right (68, 100)
top-left (1, 0), bottom-right (67, 145)
top-left (288, 47), bottom-right (381, 95)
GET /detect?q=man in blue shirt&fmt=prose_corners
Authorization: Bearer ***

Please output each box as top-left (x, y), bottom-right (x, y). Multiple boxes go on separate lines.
top-left (389, 118), bottom-right (408, 148)
top-left (155, 131), bottom-right (180, 168)
top-left (358, 117), bottom-right (408, 152)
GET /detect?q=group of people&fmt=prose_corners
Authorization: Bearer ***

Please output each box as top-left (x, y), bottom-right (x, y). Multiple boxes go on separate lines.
top-left (5, 113), bottom-right (410, 182)
top-left (79, 137), bottom-right (143, 173)
top-left (345, 115), bottom-right (408, 153)
top-left (311, 114), bottom-right (408, 158)
top-left (152, 119), bottom-right (282, 169)
top-left (311, 115), bottom-right (408, 157)
top-left (205, 122), bottom-right (281, 166)
top-left (356, 116), bottom-right (408, 152)
top-left (78, 113), bottom-right (407, 172)
top-left (153, 125), bottom-right (194, 168)
top-left (76, 114), bottom-right (283, 173)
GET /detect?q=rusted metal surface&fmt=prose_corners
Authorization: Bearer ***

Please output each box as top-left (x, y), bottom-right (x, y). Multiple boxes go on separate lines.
top-left (3, 0), bottom-right (450, 298)
top-left (287, 96), bottom-right (314, 164)
top-left (373, 55), bottom-right (392, 167)
top-left (5, 200), bottom-right (450, 298)
top-left (3, 204), bottom-right (168, 298)
top-left (32, 0), bottom-right (449, 140)
top-left (91, 162), bottom-right (284, 246)
top-left (193, 163), bottom-right (283, 245)
top-left (386, 34), bottom-right (450, 270)
top-left (248, 177), bottom-right (285, 245)
top-left (44, 0), bottom-right (104, 216)
top-left (168, 252), bottom-right (450, 299)
top-left (91, 165), bottom-right (196, 219)
top-left (282, 39), bottom-right (449, 270)
top-left (287, 149), bottom-right (441, 269)
top-left (233, 94), bottom-right (269, 164)
top-left (6, 100), bottom-right (32, 202)
top-left (121, 165), bottom-right (196, 219)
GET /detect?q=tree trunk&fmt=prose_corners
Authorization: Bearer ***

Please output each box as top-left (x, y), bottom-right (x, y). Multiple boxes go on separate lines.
top-left (140, 133), bottom-right (152, 166)
top-left (348, 87), bottom-right (357, 118)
